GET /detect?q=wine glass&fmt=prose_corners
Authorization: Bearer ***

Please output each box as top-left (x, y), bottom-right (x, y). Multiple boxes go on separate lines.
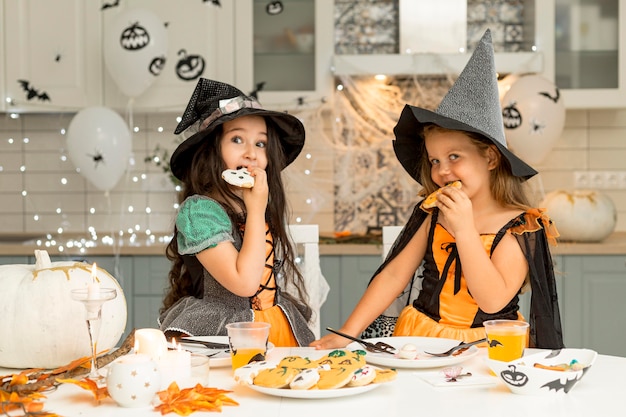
top-left (70, 287), bottom-right (117, 380)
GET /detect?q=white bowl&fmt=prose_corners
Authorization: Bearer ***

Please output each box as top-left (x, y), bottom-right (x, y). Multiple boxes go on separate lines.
top-left (486, 348), bottom-right (597, 395)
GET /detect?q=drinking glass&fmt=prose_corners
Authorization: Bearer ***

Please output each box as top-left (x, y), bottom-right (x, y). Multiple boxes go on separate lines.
top-left (70, 288), bottom-right (117, 379)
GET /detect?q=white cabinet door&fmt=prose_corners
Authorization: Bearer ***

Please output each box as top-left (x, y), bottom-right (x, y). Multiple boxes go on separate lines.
top-left (3, 0), bottom-right (102, 112)
top-left (102, 0), bottom-right (235, 112)
top-left (536, 0), bottom-right (626, 108)
top-left (233, 0), bottom-right (334, 109)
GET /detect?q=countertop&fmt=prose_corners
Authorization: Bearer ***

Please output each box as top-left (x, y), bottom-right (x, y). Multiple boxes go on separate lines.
top-left (1, 232), bottom-right (626, 257)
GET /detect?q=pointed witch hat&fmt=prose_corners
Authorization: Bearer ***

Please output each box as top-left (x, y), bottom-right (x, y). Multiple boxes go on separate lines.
top-left (169, 78), bottom-right (305, 181)
top-left (392, 29), bottom-right (537, 182)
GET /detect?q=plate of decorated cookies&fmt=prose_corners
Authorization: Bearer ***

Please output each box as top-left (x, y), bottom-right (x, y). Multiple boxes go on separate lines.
top-left (235, 349), bottom-right (397, 399)
top-left (347, 336), bottom-right (480, 369)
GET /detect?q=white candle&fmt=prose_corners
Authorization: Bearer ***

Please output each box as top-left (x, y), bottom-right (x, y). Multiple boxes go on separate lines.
top-left (134, 328), bottom-right (168, 362)
top-left (158, 339), bottom-right (191, 389)
top-left (87, 263), bottom-right (100, 299)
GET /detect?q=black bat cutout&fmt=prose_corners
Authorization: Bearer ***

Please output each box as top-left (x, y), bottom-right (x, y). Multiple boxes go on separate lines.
top-left (541, 374), bottom-right (581, 393)
top-left (101, 0), bottom-right (120, 10)
top-left (249, 82), bottom-right (266, 99)
top-left (539, 88), bottom-right (561, 103)
top-left (203, 0), bottom-right (221, 6)
top-left (489, 339), bottom-right (503, 348)
top-left (17, 80), bottom-right (51, 102)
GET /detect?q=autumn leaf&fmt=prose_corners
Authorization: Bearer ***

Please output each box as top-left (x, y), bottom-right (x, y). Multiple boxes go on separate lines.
top-left (50, 356), bottom-right (91, 375)
top-left (154, 382), bottom-right (238, 415)
top-left (56, 377), bottom-right (109, 402)
top-left (0, 389), bottom-right (50, 415)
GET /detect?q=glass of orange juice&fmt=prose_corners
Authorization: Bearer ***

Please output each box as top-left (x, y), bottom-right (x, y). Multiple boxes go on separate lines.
top-left (484, 319), bottom-right (529, 362)
top-left (225, 322), bottom-right (271, 371)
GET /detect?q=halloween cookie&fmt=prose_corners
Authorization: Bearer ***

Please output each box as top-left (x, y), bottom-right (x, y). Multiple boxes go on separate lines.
top-left (315, 349), bottom-right (366, 372)
top-left (253, 366), bottom-right (301, 389)
top-left (372, 368), bottom-right (398, 384)
top-left (316, 367), bottom-right (355, 390)
top-left (278, 355), bottom-right (318, 369)
top-left (422, 180), bottom-right (462, 210)
top-left (234, 361), bottom-right (276, 385)
top-left (289, 368), bottom-right (321, 390)
top-left (222, 167), bottom-right (254, 188)
top-left (348, 365), bottom-right (377, 387)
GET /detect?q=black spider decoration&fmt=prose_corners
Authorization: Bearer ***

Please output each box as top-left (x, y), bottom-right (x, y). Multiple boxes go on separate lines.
top-left (87, 151), bottom-right (105, 168)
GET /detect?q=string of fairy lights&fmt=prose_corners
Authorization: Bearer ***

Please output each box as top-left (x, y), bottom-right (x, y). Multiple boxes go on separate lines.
top-left (1, 94), bottom-right (330, 255)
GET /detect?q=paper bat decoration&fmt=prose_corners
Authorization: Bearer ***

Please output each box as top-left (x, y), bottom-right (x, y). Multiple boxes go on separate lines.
top-left (101, 0), bottom-right (120, 10)
top-left (203, 0), bottom-right (221, 6)
top-left (17, 80), bottom-right (51, 102)
top-left (249, 82), bottom-right (266, 99)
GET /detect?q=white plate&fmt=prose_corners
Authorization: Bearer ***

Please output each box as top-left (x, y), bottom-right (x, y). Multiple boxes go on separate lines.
top-left (176, 336), bottom-right (274, 368)
top-left (245, 381), bottom-right (382, 399)
top-left (346, 336), bottom-right (479, 369)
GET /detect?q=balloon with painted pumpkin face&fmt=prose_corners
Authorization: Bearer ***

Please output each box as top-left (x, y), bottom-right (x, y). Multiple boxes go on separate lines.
top-left (501, 74), bottom-right (566, 165)
top-left (104, 8), bottom-right (168, 98)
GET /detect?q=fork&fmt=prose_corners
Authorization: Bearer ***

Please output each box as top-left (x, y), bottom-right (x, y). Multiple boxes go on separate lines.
top-left (424, 338), bottom-right (487, 357)
top-left (325, 327), bottom-right (396, 355)
top-left (177, 338), bottom-right (230, 350)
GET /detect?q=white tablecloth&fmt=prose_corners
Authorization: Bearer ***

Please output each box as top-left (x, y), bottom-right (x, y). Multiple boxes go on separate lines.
top-left (2, 346), bottom-right (622, 416)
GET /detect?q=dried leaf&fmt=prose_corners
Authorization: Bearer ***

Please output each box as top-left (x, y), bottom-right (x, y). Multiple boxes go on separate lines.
top-left (50, 356), bottom-right (91, 375)
top-left (56, 377), bottom-right (110, 402)
top-left (154, 382), bottom-right (238, 415)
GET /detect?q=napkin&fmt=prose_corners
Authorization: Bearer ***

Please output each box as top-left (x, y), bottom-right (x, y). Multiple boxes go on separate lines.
top-left (415, 370), bottom-right (497, 388)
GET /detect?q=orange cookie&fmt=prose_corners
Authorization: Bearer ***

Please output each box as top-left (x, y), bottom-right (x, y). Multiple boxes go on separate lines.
top-left (278, 355), bottom-right (318, 369)
top-left (422, 180), bottom-right (462, 209)
top-left (317, 367), bottom-right (355, 390)
top-left (253, 366), bottom-right (300, 388)
top-left (316, 349), bottom-right (365, 372)
top-left (372, 368), bottom-right (398, 384)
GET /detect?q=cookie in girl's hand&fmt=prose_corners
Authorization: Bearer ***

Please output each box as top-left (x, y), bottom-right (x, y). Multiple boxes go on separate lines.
top-left (222, 167), bottom-right (255, 188)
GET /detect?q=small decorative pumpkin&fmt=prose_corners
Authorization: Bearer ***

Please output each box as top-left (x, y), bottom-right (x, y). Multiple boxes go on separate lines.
top-left (501, 365), bottom-right (528, 387)
top-left (540, 189), bottom-right (617, 242)
top-left (0, 250), bottom-right (127, 368)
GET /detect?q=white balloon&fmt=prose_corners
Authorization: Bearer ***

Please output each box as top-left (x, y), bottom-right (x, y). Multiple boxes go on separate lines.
top-left (497, 73), bottom-right (520, 102)
top-left (501, 74), bottom-right (566, 165)
top-left (104, 8), bottom-right (168, 98)
top-left (67, 107), bottom-right (131, 191)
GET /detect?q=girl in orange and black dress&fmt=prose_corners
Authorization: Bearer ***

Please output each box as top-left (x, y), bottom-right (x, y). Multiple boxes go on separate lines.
top-left (311, 30), bottom-right (564, 350)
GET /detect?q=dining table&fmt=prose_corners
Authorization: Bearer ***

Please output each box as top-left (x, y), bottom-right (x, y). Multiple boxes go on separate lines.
top-left (1, 345), bottom-right (623, 417)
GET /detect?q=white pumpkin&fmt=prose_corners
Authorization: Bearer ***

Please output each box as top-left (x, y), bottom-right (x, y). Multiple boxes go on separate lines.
top-left (540, 189), bottom-right (617, 242)
top-left (0, 250), bottom-right (127, 368)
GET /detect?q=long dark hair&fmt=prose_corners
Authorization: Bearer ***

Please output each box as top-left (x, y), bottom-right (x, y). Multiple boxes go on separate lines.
top-left (161, 118), bottom-right (310, 318)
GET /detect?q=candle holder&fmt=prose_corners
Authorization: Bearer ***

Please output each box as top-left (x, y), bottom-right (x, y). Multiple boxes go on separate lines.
top-left (70, 288), bottom-right (117, 379)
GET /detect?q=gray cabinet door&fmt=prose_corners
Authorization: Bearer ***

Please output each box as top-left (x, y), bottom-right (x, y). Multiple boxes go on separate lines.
top-left (559, 255), bottom-right (626, 356)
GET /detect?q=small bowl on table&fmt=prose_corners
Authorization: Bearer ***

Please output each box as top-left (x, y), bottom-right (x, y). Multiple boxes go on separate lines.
top-left (486, 348), bottom-right (597, 395)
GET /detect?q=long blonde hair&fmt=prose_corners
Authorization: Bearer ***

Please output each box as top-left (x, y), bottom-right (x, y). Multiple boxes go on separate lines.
top-left (418, 124), bottom-right (531, 209)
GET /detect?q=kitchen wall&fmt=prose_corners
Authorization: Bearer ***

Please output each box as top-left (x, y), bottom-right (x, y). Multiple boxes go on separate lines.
top-left (1, 107), bottom-right (626, 238)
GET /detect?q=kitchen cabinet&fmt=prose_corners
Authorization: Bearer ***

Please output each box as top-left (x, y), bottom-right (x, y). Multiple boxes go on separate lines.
top-left (102, 0), bottom-right (236, 112)
top-left (233, 0), bottom-right (334, 109)
top-left (3, 0), bottom-right (103, 112)
top-left (537, 0), bottom-right (626, 108)
top-left (555, 255), bottom-right (626, 356)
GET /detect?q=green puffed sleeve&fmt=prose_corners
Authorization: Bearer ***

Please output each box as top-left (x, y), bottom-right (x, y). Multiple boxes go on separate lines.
top-left (176, 195), bottom-right (235, 255)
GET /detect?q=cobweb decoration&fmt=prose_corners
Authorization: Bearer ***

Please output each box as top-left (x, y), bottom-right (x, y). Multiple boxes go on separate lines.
top-left (332, 74), bottom-right (454, 233)
top-left (283, 103), bottom-right (334, 225)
